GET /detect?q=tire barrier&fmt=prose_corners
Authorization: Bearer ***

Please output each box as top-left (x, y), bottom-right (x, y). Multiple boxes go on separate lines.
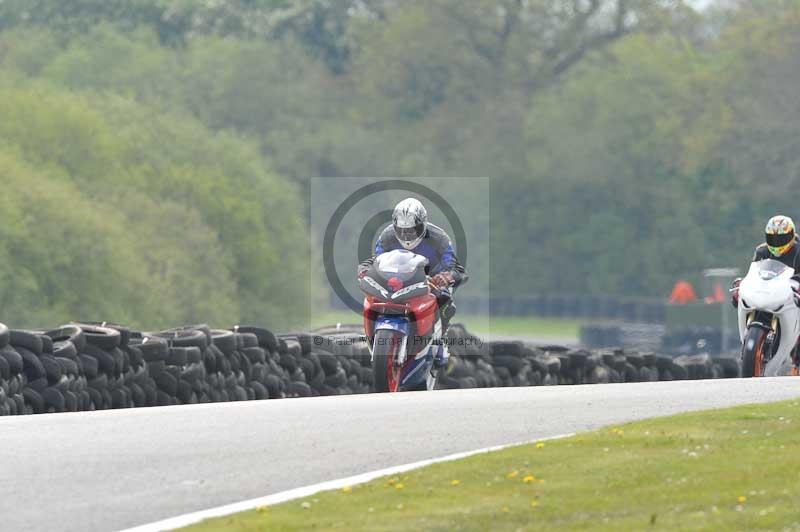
top-left (439, 324), bottom-right (740, 389)
top-left (0, 321), bottom-right (740, 416)
top-left (661, 327), bottom-right (741, 356)
top-left (0, 321), bottom-right (379, 415)
top-left (581, 324), bottom-right (742, 357)
top-left (580, 324), bottom-right (667, 352)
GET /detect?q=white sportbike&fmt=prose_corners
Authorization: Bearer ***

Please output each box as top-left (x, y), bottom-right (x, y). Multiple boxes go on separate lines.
top-left (737, 259), bottom-right (800, 377)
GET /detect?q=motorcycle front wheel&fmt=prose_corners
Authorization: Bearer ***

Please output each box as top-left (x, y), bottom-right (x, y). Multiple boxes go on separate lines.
top-left (741, 326), bottom-right (768, 377)
top-left (372, 329), bottom-right (404, 392)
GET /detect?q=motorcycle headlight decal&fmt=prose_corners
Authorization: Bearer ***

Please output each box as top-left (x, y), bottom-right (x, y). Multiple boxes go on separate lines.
top-left (363, 276), bottom-right (389, 299)
top-left (391, 281), bottom-right (428, 299)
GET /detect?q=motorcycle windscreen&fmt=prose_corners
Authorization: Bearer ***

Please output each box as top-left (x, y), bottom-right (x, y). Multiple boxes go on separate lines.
top-left (374, 249), bottom-right (428, 282)
top-left (752, 259), bottom-right (792, 280)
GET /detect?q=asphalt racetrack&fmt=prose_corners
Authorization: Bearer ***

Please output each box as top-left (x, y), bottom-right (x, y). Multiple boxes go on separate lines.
top-left (3, 378), bottom-right (800, 532)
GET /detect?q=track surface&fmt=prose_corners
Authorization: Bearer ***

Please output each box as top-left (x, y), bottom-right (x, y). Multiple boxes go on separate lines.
top-left (3, 378), bottom-right (800, 532)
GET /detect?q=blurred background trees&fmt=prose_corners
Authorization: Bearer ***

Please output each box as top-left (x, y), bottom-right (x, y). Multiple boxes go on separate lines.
top-left (0, 0), bottom-right (797, 326)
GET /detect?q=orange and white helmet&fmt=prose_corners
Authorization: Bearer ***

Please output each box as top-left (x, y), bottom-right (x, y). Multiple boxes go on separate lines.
top-left (766, 215), bottom-right (796, 257)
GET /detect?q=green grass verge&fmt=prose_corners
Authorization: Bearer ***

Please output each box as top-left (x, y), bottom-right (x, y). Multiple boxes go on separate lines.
top-left (307, 309), bottom-right (580, 340)
top-left (182, 400), bottom-right (800, 531)
top-left (457, 315), bottom-right (580, 340)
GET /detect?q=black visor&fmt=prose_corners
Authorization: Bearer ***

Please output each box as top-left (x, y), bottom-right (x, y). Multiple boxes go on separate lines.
top-left (395, 223), bottom-right (425, 243)
top-left (766, 231), bottom-right (794, 248)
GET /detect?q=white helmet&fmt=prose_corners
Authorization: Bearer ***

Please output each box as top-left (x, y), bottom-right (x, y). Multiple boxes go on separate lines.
top-left (392, 198), bottom-right (428, 250)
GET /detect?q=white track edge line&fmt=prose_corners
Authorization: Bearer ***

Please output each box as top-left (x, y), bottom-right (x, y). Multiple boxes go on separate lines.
top-left (117, 432), bottom-right (575, 532)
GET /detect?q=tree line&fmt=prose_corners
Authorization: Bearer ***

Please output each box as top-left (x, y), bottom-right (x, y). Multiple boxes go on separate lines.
top-left (0, 0), bottom-right (796, 326)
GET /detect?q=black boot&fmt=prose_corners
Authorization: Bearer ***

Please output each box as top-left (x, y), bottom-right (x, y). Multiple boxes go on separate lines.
top-left (434, 300), bottom-right (456, 369)
top-left (440, 300), bottom-right (456, 336)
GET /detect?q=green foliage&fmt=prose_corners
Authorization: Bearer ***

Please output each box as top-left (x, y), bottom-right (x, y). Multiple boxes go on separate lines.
top-left (0, 0), bottom-right (380, 71)
top-left (0, 150), bottom-right (152, 327)
top-left (495, 33), bottom-right (730, 296)
top-left (0, 82), bottom-right (307, 328)
top-left (2, 0), bottom-right (800, 318)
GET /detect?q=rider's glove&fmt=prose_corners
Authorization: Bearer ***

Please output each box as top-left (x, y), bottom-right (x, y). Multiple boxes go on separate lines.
top-left (429, 271), bottom-right (455, 291)
top-left (730, 278), bottom-right (741, 309)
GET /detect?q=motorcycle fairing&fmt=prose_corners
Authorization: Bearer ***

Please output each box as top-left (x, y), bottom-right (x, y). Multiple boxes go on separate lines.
top-left (374, 315), bottom-right (411, 334)
top-left (738, 259), bottom-right (800, 376)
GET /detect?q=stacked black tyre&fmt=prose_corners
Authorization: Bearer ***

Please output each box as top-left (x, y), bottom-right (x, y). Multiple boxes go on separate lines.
top-left (11, 326), bottom-right (88, 414)
top-left (0, 320), bottom-right (745, 417)
top-left (43, 325), bottom-right (90, 412)
top-left (0, 323), bottom-right (25, 415)
top-left (13, 329), bottom-right (64, 414)
top-left (437, 324), bottom-right (498, 389)
top-left (209, 326), bottom-right (249, 403)
top-left (275, 335), bottom-right (312, 397)
top-left (231, 326), bottom-right (288, 399)
top-left (431, 324), bottom-right (739, 389)
top-left (1, 323), bottom-right (160, 414)
top-left (438, 326), bottom-right (562, 389)
top-left (74, 323), bottom-right (155, 410)
top-left (228, 329), bottom-right (269, 401)
top-left (288, 332), bottom-right (374, 396)
top-left (152, 327), bottom-right (210, 405)
top-left (128, 332), bottom-right (166, 407)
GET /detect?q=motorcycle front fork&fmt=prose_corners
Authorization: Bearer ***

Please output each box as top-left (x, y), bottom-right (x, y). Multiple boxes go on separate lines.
top-left (393, 335), bottom-right (408, 368)
top-left (765, 330), bottom-right (776, 362)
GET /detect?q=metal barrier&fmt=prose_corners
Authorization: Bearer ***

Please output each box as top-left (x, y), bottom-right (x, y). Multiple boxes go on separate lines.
top-left (456, 295), bottom-right (666, 323)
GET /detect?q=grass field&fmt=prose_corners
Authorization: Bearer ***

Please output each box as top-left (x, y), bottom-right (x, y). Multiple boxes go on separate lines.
top-left (307, 309), bottom-right (580, 340)
top-left (182, 400), bottom-right (800, 531)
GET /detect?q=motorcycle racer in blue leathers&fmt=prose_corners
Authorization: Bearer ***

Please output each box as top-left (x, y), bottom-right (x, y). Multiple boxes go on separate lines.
top-left (358, 198), bottom-right (466, 367)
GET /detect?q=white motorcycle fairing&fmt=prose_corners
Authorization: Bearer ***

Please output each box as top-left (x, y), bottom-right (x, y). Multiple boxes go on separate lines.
top-left (737, 259), bottom-right (800, 376)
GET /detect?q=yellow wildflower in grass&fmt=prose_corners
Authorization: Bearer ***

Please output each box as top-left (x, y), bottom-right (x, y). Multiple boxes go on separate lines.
top-left (387, 477), bottom-right (399, 485)
top-left (738, 496), bottom-right (747, 504)
top-left (502, 506), bottom-right (509, 513)
top-left (256, 506), bottom-right (269, 513)
top-left (522, 475), bottom-right (536, 484)
top-left (535, 442), bottom-right (545, 449)
top-left (531, 500), bottom-right (540, 508)
top-left (342, 486), bottom-right (352, 493)
top-left (506, 470), bottom-right (519, 479)
top-left (395, 483), bottom-right (404, 490)
top-left (451, 479), bottom-right (461, 486)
